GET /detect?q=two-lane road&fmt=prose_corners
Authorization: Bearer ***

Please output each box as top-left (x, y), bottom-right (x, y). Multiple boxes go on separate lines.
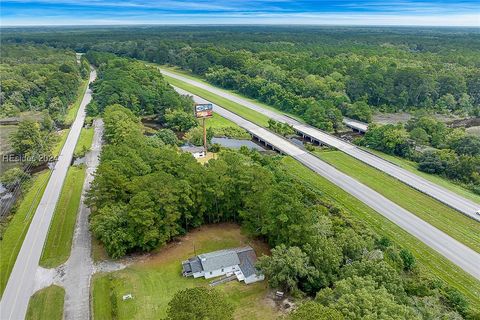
top-left (162, 69), bottom-right (480, 221)
top-left (174, 86), bottom-right (480, 281)
top-left (0, 69), bottom-right (97, 320)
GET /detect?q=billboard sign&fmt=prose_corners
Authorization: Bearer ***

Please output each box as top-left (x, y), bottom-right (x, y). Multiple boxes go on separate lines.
top-left (194, 103), bottom-right (213, 118)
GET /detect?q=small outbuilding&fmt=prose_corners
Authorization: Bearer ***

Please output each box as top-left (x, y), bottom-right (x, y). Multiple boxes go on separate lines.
top-left (181, 246), bottom-right (264, 284)
top-left (180, 145), bottom-right (206, 159)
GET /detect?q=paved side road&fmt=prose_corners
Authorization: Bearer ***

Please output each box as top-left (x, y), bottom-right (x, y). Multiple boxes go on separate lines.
top-left (0, 69), bottom-right (97, 320)
top-left (173, 86), bottom-right (480, 281)
top-left (162, 69), bottom-right (480, 221)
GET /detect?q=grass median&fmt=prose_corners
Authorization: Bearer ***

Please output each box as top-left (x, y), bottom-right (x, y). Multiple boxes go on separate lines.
top-left (159, 65), bottom-right (305, 122)
top-left (0, 170), bottom-right (51, 295)
top-left (364, 148), bottom-right (480, 204)
top-left (281, 157), bottom-right (480, 309)
top-left (164, 76), bottom-right (270, 127)
top-left (74, 127), bottom-right (94, 157)
top-left (315, 149), bottom-right (480, 253)
top-left (39, 165), bottom-right (86, 268)
top-left (26, 285), bottom-right (64, 320)
top-left (64, 78), bottom-right (89, 126)
top-left (162, 66), bottom-right (480, 205)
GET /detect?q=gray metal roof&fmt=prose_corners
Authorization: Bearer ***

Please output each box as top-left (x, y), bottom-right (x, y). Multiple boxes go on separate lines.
top-left (198, 249), bottom-right (240, 272)
top-left (189, 257), bottom-right (203, 273)
top-left (237, 248), bottom-right (258, 278)
top-left (182, 256), bottom-right (204, 274)
top-left (183, 246), bottom-right (261, 277)
top-left (180, 145), bottom-right (205, 153)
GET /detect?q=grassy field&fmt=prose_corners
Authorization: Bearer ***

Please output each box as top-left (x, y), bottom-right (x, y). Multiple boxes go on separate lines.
top-left (363, 148), bottom-right (480, 204)
top-left (92, 224), bottom-right (278, 320)
top-left (52, 129), bottom-right (70, 157)
top-left (315, 150), bottom-right (480, 252)
top-left (206, 113), bottom-right (240, 129)
top-left (0, 170), bottom-right (51, 295)
top-left (64, 79), bottom-right (89, 126)
top-left (280, 157), bottom-right (480, 308)
top-left (39, 165), bottom-right (86, 268)
top-left (25, 285), bottom-right (64, 320)
top-left (206, 113), bottom-right (251, 140)
top-left (74, 127), bottom-right (94, 157)
top-left (165, 76), bottom-right (270, 128)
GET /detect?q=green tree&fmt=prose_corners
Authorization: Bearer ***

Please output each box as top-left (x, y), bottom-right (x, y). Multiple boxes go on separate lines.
top-left (156, 129), bottom-right (179, 146)
top-left (304, 236), bottom-right (343, 290)
top-left (0, 167), bottom-right (30, 190)
top-left (287, 302), bottom-right (343, 320)
top-left (164, 109), bottom-right (197, 132)
top-left (316, 276), bottom-right (419, 320)
top-left (166, 287), bottom-right (233, 320)
top-left (48, 96), bottom-right (66, 122)
top-left (409, 127), bottom-right (429, 145)
top-left (257, 245), bottom-right (318, 296)
top-left (10, 119), bottom-right (52, 164)
top-left (184, 126), bottom-right (213, 146)
top-left (399, 249), bottom-right (416, 271)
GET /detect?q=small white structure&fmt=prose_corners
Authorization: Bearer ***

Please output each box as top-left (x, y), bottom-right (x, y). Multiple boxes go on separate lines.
top-left (122, 294), bottom-right (133, 301)
top-left (182, 247), bottom-right (264, 284)
top-left (180, 145), bottom-right (206, 159)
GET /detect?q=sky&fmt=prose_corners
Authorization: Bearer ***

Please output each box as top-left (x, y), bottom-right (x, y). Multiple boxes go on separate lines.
top-left (1, 0), bottom-right (479, 26)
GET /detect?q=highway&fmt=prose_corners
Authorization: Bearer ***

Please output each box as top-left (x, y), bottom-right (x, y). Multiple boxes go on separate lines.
top-left (174, 86), bottom-right (480, 281)
top-left (162, 69), bottom-right (480, 221)
top-left (0, 69), bottom-right (96, 320)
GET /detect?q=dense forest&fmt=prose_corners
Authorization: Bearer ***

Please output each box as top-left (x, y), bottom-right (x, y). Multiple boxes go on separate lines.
top-left (83, 49), bottom-right (477, 317)
top-left (0, 44), bottom-right (87, 121)
top-left (359, 115), bottom-right (480, 193)
top-left (2, 28), bottom-right (479, 318)
top-left (88, 104), bottom-right (474, 319)
top-left (3, 26), bottom-right (479, 130)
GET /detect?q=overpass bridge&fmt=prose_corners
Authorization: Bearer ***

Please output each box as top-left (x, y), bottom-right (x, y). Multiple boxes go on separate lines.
top-left (172, 85), bottom-right (480, 281)
top-left (162, 69), bottom-right (480, 221)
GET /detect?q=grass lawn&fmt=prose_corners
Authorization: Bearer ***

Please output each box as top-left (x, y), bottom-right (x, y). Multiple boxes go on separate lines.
top-left (25, 285), bottom-right (64, 320)
top-left (52, 129), bottom-right (70, 157)
top-left (74, 127), bottom-right (94, 157)
top-left (92, 223), bottom-right (277, 320)
top-left (206, 113), bottom-right (251, 140)
top-left (363, 148), bottom-right (480, 204)
top-left (314, 150), bottom-right (480, 253)
top-left (281, 157), bottom-right (480, 308)
top-left (0, 170), bottom-right (51, 295)
top-left (164, 76), bottom-right (270, 128)
top-left (40, 165), bottom-right (86, 268)
top-left (64, 79), bottom-right (89, 126)
top-left (206, 112), bottom-right (241, 130)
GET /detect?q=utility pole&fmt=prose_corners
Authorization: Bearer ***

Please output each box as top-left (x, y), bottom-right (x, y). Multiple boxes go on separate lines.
top-left (203, 117), bottom-right (207, 155)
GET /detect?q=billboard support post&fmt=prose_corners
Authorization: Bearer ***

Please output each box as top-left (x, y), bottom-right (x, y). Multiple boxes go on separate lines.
top-left (194, 103), bottom-right (213, 156)
top-left (203, 117), bottom-right (207, 154)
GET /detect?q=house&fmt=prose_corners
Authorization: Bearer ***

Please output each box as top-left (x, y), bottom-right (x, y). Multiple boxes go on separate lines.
top-left (180, 145), bottom-right (206, 159)
top-left (181, 247), bottom-right (265, 284)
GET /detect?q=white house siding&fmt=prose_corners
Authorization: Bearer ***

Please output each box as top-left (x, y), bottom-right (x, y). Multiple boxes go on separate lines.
top-left (204, 265), bottom-right (237, 279)
top-left (244, 274), bottom-right (265, 284)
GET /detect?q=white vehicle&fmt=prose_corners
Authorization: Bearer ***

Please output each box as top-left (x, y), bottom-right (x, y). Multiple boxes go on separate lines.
top-left (476, 210), bottom-right (480, 216)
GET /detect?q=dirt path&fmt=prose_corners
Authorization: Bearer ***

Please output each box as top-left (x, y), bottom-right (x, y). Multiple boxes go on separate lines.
top-left (61, 118), bottom-right (103, 320)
